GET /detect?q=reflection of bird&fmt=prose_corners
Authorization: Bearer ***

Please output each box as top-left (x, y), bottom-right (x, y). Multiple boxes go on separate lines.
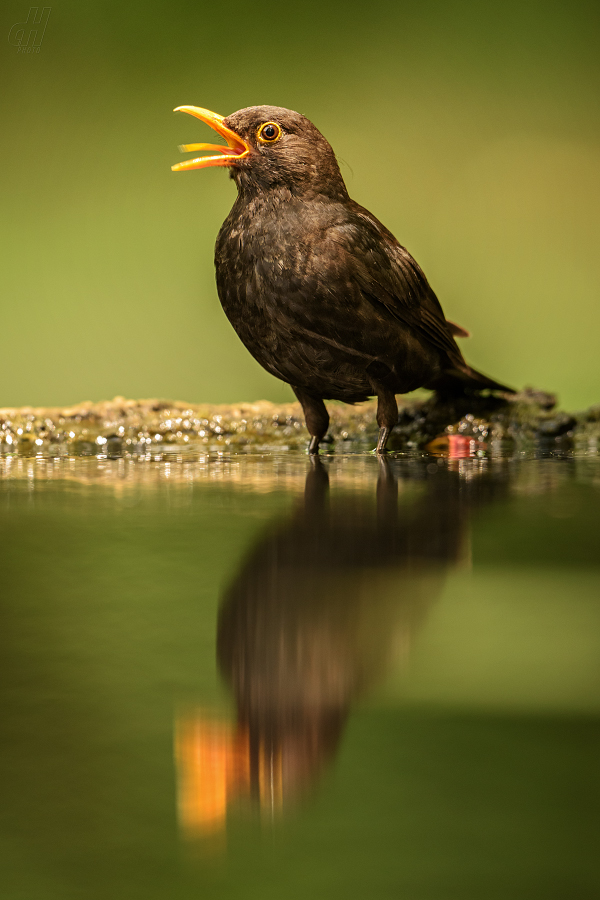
top-left (215, 459), bottom-right (478, 810)
top-left (173, 105), bottom-right (513, 453)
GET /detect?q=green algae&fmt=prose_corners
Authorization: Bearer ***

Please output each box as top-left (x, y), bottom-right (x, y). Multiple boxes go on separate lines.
top-left (0, 389), bottom-right (598, 458)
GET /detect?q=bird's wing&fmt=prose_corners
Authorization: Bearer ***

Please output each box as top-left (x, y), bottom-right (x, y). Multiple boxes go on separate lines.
top-left (446, 320), bottom-right (470, 338)
top-left (327, 206), bottom-right (465, 364)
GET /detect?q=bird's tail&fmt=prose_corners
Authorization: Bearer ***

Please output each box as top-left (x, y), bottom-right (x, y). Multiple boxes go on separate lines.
top-left (427, 363), bottom-right (515, 396)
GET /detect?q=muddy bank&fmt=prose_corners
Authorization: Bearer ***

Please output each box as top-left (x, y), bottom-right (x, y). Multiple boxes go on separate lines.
top-left (0, 389), bottom-right (598, 457)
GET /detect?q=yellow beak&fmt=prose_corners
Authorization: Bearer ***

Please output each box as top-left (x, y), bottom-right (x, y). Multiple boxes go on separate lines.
top-left (171, 106), bottom-right (250, 171)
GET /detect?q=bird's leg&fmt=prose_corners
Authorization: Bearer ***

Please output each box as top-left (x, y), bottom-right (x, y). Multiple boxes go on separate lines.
top-left (376, 428), bottom-right (391, 454)
top-left (371, 383), bottom-right (398, 455)
top-left (292, 386), bottom-right (330, 455)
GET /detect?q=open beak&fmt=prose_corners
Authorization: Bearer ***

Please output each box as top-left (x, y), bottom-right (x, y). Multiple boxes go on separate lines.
top-left (171, 106), bottom-right (250, 172)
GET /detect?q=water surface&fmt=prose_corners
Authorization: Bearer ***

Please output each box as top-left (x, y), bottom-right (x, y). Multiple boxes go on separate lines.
top-left (1, 452), bottom-right (599, 899)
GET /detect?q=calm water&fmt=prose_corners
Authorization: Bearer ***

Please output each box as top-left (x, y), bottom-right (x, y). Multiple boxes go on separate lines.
top-left (1, 451), bottom-right (599, 899)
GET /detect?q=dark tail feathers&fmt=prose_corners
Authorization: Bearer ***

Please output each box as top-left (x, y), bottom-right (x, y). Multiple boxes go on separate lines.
top-left (427, 364), bottom-right (515, 396)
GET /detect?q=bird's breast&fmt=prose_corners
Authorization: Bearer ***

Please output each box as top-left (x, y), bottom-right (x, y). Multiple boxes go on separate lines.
top-left (215, 202), bottom-right (320, 318)
top-left (212, 198), bottom-right (442, 398)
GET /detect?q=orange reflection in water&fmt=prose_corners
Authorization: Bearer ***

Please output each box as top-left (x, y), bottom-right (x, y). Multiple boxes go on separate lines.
top-left (175, 714), bottom-right (249, 835)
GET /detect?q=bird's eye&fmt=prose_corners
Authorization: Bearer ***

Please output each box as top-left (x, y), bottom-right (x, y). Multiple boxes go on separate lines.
top-left (257, 122), bottom-right (282, 143)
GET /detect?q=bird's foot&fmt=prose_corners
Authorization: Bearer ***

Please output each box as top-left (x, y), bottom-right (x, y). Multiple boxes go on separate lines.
top-left (375, 426), bottom-right (391, 455)
top-left (308, 436), bottom-right (320, 455)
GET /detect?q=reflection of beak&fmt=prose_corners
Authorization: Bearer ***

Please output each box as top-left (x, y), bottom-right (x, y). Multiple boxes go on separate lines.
top-left (175, 713), bottom-right (250, 836)
top-left (171, 106), bottom-right (250, 172)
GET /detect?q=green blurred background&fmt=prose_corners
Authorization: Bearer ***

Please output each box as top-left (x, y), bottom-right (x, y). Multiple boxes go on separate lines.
top-left (2, 0), bottom-right (599, 410)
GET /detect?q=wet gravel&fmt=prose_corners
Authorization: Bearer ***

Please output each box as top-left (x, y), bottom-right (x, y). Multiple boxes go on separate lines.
top-left (0, 389), bottom-right (598, 457)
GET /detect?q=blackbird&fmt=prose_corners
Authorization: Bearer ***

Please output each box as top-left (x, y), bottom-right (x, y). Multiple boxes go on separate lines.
top-left (172, 105), bottom-right (513, 453)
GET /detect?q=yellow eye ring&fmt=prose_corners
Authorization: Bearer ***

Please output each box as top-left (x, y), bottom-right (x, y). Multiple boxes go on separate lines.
top-left (257, 122), bottom-right (282, 143)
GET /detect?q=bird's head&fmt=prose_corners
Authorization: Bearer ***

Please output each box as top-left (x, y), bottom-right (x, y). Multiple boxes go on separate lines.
top-left (172, 105), bottom-right (348, 200)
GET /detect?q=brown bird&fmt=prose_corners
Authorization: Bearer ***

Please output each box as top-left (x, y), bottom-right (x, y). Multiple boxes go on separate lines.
top-left (172, 105), bottom-right (513, 453)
